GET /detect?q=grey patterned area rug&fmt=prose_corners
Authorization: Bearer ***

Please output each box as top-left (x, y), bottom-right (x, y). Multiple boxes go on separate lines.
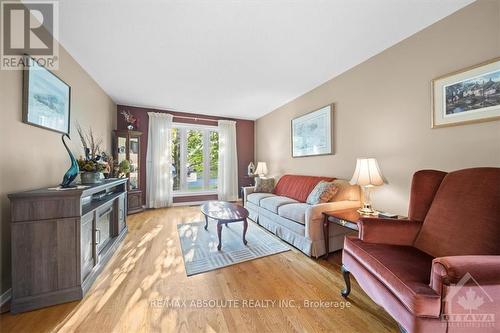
top-left (177, 221), bottom-right (290, 276)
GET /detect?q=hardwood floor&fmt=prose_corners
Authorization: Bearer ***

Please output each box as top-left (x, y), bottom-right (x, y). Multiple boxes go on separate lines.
top-left (0, 206), bottom-right (398, 332)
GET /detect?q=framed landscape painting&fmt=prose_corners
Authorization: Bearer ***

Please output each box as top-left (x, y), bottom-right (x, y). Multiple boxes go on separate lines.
top-left (291, 104), bottom-right (333, 157)
top-left (432, 57), bottom-right (500, 128)
top-left (23, 55), bottom-right (71, 134)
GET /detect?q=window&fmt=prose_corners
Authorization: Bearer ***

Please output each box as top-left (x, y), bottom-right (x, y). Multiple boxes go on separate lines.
top-left (171, 124), bottom-right (219, 194)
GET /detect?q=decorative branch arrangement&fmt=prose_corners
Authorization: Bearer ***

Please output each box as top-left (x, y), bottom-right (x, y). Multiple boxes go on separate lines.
top-left (76, 123), bottom-right (103, 160)
top-left (75, 123), bottom-right (111, 175)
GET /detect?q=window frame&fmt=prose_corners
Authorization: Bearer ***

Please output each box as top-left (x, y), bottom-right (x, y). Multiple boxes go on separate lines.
top-left (171, 122), bottom-right (219, 196)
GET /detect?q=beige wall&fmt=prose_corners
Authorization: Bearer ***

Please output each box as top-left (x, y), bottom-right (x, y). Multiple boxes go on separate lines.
top-left (256, 0), bottom-right (500, 216)
top-left (0, 46), bottom-right (116, 294)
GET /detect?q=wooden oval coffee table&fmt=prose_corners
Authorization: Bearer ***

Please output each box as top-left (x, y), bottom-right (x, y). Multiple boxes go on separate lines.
top-left (201, 201), bottom-right (249, 251)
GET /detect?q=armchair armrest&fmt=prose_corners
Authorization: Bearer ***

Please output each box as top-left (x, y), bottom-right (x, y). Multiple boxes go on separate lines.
top-left (431, 256), bottom-right (500, 292)
top-left (358, 218), bottom-right (423, 246)
top-left (242, 186), bottom-right (255, 203)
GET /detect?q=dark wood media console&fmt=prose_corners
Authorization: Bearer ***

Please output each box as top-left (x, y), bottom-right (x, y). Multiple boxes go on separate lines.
top-left (8, 178), bottom-right (128, 313)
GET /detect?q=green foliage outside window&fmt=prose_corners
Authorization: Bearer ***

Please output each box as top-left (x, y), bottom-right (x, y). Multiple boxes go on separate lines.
top-left (187, 130), bottom-right (203, 174)
top-left (171, 128), bottom-right (180, 190)
top-left (210, 131), bottom-right (219, 179)
top-left (171, 128), bottom-right (218, 191)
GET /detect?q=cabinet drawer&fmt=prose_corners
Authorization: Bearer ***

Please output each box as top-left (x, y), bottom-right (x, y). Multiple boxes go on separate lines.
top-left (11, 197), bottom-right (80, 222)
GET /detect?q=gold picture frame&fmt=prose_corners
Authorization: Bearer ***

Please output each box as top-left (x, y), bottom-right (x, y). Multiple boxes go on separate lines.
top-left (431, 57), bottom-right (500, 128)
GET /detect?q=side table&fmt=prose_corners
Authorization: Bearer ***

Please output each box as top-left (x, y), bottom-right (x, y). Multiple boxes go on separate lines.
top-left (322, 208), bottom-right (406, 259)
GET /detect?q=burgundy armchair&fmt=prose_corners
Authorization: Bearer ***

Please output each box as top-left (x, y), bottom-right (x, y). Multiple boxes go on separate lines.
top-left (341, 168), bottom-right (500, 333)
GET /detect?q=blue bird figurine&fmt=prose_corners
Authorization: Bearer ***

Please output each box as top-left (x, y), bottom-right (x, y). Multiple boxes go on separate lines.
top-left (60, 134), bottom-right (79, 188)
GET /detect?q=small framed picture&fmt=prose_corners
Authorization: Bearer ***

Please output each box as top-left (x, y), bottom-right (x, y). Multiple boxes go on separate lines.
top-left (432, 57), bottom-right (500, 128)
top-left (23, 55), bottom-right (71, 134)
top-left (291, 104), bottom-right (333, 157)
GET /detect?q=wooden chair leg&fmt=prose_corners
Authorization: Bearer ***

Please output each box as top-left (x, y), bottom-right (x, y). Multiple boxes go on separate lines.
top-left (242, 218), bottom-right (248, 245)
top-left (217, 222), bottom-right (223, 251)
top-left (341, 265), bottom-right (351, 298)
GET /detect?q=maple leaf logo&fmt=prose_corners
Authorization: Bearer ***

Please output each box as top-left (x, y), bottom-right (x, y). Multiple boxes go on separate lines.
top-left (457, 288), bottom-right (484, 313)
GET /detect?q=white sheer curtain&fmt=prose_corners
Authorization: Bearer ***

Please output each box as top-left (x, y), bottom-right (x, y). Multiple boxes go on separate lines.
top-left (146, 112), bottom-right (173, 208)
top-left (217, 120), bottom-right (239, 201)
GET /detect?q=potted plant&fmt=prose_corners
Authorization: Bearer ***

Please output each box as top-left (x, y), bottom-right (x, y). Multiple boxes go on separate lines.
top-left (76, 124), bottom-right (110, 184)
top-left (118, 159), bottom-right (131, 177)
top-left (78, 157), bottom-right (107, 184)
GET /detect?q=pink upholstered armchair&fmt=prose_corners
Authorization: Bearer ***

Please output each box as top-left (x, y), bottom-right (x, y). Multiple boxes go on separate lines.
top-left (341, 168), bottom-right (500, 333)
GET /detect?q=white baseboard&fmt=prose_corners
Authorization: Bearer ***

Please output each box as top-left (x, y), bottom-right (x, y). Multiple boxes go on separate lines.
top-left (172, 201), bottom-right (206, 207)
top-left (0, 288), bottom-right (11, 307)
top-left (172, 199), bottom-right (242, 207)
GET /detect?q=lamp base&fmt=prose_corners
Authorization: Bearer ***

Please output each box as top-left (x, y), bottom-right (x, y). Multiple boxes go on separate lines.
top-left (357, 204), bottom-right (378, 216)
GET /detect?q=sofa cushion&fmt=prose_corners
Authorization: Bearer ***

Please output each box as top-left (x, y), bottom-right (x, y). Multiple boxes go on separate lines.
top-left (259, 207), bottom-right (306, 236)
top-left (344, 237), bottom-right (440, 317)
top-left (260, 196), bottom-right (298, 214)
top-left (277, 203), bottom-right (310, 225)
top-left (273, 175), bottom-right (335, 202)
top-left (247, 192), bottom-right (275, 206)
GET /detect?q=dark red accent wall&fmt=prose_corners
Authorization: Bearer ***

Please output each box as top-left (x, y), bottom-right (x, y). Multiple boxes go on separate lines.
top-left (117, 105), bottom-right (255, 204)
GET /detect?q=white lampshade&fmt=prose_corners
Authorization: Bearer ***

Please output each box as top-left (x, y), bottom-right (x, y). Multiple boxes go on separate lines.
top-left (255, 162), bottom-right (268, 176)
top-left (349, 158), bottom-right (384, 187)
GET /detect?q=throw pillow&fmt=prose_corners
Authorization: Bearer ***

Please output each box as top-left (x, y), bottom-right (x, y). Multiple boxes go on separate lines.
top-left (306, 181), bottom-right (338, 205)
top-left (255, 177), bottom-right (275, 193)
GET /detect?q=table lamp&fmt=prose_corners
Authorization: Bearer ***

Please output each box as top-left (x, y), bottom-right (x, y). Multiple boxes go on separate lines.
top-left (255, 162), bottom-right (268, 177)
top-left (349, 158), bottom-right (384, 215)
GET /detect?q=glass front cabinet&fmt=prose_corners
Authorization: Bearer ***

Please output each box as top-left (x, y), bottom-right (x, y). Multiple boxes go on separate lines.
top-left (113, 130), bottom-right (144, 214)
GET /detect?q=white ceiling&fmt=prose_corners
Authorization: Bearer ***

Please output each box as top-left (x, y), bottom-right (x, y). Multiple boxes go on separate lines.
top-left (55, 0), bottom-right (474, 120)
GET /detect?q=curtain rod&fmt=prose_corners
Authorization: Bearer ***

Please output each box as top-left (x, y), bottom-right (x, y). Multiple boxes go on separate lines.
top-left (173, 114), bottom-right (219, 123)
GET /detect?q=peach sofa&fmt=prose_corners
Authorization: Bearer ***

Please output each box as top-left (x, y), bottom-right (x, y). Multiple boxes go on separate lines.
top-left (243, 174), bottom-right (361, 257)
